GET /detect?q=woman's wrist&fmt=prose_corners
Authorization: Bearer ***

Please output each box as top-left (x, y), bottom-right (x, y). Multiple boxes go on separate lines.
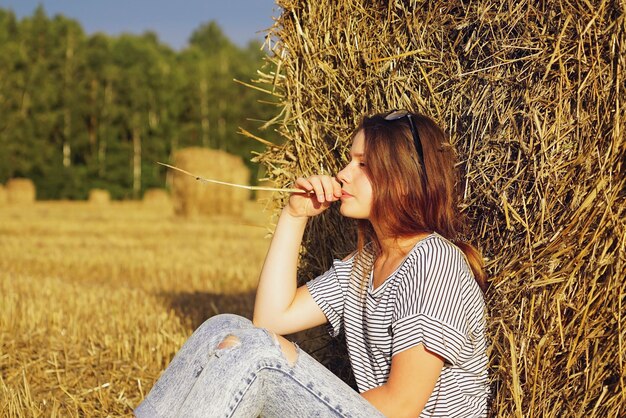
top-left (281, 206), bottom-right (310, 222)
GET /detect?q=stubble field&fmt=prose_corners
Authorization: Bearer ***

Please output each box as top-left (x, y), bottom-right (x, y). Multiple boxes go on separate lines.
top-left (0, 200), bottom-right (273, 417)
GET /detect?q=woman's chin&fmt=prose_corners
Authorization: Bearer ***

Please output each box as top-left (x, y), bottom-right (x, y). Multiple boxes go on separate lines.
top-left (339, 203), bottom-right (368, 219)
top-left (339, 204), bottom-right (352, 218)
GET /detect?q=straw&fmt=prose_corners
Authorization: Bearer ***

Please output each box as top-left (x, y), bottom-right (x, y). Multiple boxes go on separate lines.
top-left (157, 162), bottom-right (307, 194)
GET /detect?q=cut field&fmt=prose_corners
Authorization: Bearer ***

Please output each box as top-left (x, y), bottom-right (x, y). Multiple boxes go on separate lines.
top-left (0, 201), bottom-right (273, 417)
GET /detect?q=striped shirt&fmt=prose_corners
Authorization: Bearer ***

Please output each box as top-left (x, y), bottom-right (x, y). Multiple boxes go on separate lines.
top-left (306, 233), bottom-right (489, 417)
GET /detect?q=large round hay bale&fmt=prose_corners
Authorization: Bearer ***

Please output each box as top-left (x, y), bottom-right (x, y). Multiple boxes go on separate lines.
top-left (171, 147), bottom-right (250, 217)
top-left (0, 184), bottom-right (6, 205)
top-left (142, 188), bottom-right (171, 206)
top-left (6, 178), bottom-right (36, 204)
top-left (256, 1), bottom-right (626, 417)
top-left (88, 189), bottom-right (110, 205)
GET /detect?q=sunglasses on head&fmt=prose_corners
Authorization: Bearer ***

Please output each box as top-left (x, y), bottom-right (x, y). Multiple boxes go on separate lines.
top-left (383, 109), bottom-right (424, 166)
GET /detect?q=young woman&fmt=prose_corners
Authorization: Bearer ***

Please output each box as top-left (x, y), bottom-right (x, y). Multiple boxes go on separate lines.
top-left (135, 110), bottom-right (489, 417)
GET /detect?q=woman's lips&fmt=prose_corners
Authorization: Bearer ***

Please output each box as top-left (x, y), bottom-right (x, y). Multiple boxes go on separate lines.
top-left (341, 191), bottom-right (353, 199)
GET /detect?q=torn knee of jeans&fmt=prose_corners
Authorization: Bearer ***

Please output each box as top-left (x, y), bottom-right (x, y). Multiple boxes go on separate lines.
top-left (217, 335), bottom-right (241, 350)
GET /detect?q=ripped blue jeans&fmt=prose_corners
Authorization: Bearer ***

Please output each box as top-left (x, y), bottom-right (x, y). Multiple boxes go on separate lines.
top-left (134, 314), bottom-right (385, 417)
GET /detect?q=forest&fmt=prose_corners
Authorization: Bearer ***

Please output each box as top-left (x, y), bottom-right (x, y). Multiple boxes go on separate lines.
top-left (0, 6), bottom-right (278, 199)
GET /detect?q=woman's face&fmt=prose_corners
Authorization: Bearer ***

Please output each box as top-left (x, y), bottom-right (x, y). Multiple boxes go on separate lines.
top-left (336, 130), bottom-right (373, 219)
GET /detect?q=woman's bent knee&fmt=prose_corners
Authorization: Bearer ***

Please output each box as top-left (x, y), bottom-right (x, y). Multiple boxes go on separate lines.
top-left (217, 334), bottom-right (241, 350)
top-left (196, 313), bottom-right (252, 335)
top-left (218, 327), bottom-right (298, 367)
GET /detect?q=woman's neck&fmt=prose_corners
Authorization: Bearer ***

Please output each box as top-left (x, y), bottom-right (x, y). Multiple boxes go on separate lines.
top-left (373, 225), bottom-right (432, 258)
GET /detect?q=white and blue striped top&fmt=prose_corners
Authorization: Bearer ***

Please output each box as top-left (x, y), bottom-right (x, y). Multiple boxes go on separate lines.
top-left (306, 233), bottom-right (489, 417)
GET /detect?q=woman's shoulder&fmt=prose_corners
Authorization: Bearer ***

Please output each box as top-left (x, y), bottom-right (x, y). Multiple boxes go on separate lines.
top-left (398, 233), bottom-right (474, 285)
top-left (329, 243), bottom-right (376, 282)
top-left (341, 251), bottom-right (357, 262)
top-left (330, 248), bottom-right (361, 273)
top-left (415, 233), bottom-right (469, 263)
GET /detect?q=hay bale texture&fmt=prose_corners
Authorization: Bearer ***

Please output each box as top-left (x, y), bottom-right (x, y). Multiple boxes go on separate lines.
top-left (172, 147), bottom-right (250, 217)
top-left (6, 178), bottom-right (36, 204)
top-left (253, 1), bottom-right (626, 416)
top-left (88, 189), bottom-right (110, 205)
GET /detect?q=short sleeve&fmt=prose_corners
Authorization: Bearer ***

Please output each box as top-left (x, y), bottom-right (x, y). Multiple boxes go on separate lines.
top-left (391, 240), bottom-right (474, 365)
top-left (306, 256), bottom-right (352, 337)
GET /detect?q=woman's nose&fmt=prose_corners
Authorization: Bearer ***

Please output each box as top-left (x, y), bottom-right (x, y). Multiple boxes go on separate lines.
top-left (336, 165), bottom-right (349, 184)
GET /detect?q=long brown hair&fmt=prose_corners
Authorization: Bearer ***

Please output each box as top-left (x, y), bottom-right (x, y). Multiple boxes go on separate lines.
top-left (353, 111), bottom-right (487, 290)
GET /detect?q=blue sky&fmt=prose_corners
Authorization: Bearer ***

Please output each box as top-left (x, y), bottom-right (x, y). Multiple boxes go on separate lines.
top-left (0, 0), bottom-right (280, 49)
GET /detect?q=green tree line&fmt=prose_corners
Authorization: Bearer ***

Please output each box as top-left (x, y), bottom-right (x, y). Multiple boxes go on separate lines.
top-left (0, 6), bottom-right (278, 199)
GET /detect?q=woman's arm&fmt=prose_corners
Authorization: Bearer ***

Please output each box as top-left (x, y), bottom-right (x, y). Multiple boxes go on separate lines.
top-left (253, 207), bottom-right (325, 335)
top-left (361, 344), bottom-right (444, 417)
top-left (252, 175), bottom-right (342, 335)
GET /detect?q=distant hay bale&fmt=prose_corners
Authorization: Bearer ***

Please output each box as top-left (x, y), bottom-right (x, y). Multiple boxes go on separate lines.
top-left (6, 178), bottom-right (36, 204)
top-left (0, 184), bottom-right (6, 205)
top-left (88, 189), bottom-right (110, 205)
top-left (255, 1), bottom-right (626, 417)
top-left (171, 147), bottom-right (250, 217)
top-left (143, 188), bottom-right (171, 207)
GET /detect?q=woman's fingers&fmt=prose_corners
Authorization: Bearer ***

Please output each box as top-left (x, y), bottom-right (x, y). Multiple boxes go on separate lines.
top-left (308, 176), bottom-right (325, 203)
top-left (331, 177), bottom-right (342, 198)
top-left (295, 176), bottom-right (341, 203)
top-left (288, 175), bottom-right (341, 218)
top-left (320, 176), bottom-right (338, 202)
top-left (294, 177), bottom-right (313, 191)
top-left (294, 175), bottom-right (341, 203)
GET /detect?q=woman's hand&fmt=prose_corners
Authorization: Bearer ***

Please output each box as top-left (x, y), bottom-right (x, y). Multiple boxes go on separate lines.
top-left (285, 175), bottom-right (342, 218)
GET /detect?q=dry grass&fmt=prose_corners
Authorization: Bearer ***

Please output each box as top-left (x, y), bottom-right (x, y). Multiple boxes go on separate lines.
top-left (0, 200), bottom-right (272, 417)
top-left (0, 184), bottom-right (7, 205)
